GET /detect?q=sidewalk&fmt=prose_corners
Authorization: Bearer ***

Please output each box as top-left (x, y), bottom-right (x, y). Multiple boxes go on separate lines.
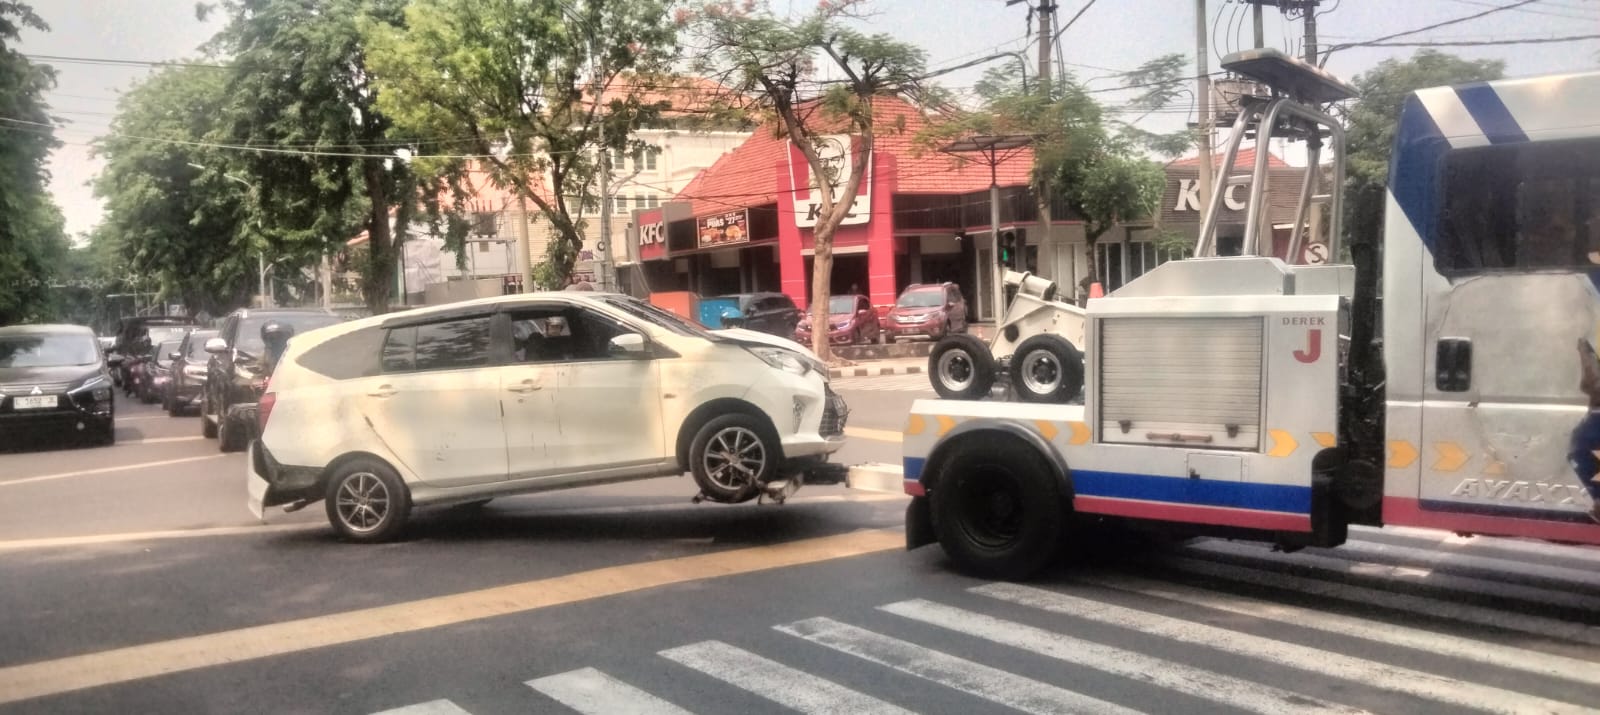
top-left (828, 356), bottom-right (926, 379)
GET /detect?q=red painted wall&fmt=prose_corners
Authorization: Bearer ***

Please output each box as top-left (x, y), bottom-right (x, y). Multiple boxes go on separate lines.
top-left (776, 152), bottom-right (899, 310)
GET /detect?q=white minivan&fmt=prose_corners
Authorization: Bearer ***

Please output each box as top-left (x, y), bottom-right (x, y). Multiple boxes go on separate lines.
top-left (246, 293), bottom-right (848, 541)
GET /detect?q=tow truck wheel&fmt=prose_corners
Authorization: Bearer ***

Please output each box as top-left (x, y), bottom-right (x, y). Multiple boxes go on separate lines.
top-left (1009, 334), bottom-right (1084, 404)
top-left (929, 334), bottom-right (996, 400)
top-left (931, 437), bottom-right (1064, 580)
top-left (689, 414), bottom-right (773, 504)
top-left (325, 457), bottom-right (411, 543)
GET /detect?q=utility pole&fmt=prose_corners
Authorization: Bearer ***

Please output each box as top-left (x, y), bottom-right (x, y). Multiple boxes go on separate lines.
top-left (1036, 0), bottom-right (1054, 91)
top-left (1195, 0), bottom-right (1214, 219)
top-left (1302, 1), bottom-right (1318, 63)
top-left (1253, 1), bottom-right (1265, 48)
top-left (515, 191), bottom-right (533, 292)
top-left (1035, 0), bottom-right (1054, 282)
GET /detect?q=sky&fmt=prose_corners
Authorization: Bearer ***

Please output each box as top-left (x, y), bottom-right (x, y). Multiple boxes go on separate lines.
top-left (16, 0), bottom-right (1600, 242)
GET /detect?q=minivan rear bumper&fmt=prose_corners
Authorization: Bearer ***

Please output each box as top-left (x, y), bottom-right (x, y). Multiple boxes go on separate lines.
top-left (246, 440), bottom-right (324, 519)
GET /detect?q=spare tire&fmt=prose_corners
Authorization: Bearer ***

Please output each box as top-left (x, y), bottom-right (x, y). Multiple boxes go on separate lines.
top-left (928, 334), bottom-right (996, 400)
top-left (1009, 334), bottom-right (1084, 404)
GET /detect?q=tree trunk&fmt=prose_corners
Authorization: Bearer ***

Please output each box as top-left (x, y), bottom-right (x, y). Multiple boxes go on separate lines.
top-left (810, 223), bottom-right (835, 362)
top-left (362, 161), bottom-right (395, 315)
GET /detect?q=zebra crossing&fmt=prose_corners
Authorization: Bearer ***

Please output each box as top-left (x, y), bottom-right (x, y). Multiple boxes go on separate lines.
top-left (831, 373), bottom-right (935, 392)
top-left (375, 530), bottom-right (1600, 715)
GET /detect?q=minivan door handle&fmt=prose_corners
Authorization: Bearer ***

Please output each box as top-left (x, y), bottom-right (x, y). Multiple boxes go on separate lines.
top-left (367, 385), bottom-right (398, 398)
top-left (1436, 338), bottom-right (1473, 392)
top-left (506, 379), bottom-right (542, 393)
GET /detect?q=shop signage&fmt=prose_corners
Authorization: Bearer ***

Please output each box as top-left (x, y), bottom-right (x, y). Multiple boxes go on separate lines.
top-left (789, 134), bottom-right (872, 229)
top-left (637, 208), bottom-right (666, 261)
top-left (1173, 178), bottom-right (1250, 212)
top-left (697, 209), bottom-right (750, 249)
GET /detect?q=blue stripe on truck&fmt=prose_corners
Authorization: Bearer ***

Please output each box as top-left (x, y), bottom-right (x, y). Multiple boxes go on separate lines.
top-left (1073, 470), bottom-right (1312, 514)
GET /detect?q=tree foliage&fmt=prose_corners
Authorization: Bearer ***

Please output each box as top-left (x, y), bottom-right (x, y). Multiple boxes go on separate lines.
top-left (1343, 49), bottom-right (1505, 247)
top-left (0, 2), bottom-right (68, 324)
top-left (361, 0), bottom-right (679, 290)
top-left (93, 65), bottom-right (257, 316)
top-left (205, 0), bottom-right (424, 314)
top-left (687, 0), bottom-right (927, 361)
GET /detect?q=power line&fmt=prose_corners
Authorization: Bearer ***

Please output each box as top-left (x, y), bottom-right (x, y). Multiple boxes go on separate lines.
top-left (1324, 0), bottom-right (1544, 56)
top-left (1352, 33), bottom-right (1600, 48)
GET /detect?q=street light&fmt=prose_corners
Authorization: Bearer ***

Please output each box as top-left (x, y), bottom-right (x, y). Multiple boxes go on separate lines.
top-left (188, 162), bottom-right (272, 308)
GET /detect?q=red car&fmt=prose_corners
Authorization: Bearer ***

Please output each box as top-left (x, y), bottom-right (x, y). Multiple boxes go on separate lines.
top-left (885, 283), bottom-right (968, 340)
top-left (795, 294), bottom-right (881, 345)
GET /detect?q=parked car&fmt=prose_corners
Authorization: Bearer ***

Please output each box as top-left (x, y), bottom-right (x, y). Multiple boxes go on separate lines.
top-left (108, 316), bottom-right (198, 389)
top-left (246, 292), bottom-right (848, 542)
top-left (885, 283), bottom-right (968, 341)
top-left (202, 308), bottom-right (345, 453)
top-left (164, 329), bottom-right (217, 416)
top-left (795, 294), bottom-right (880, 346)
top-left (712, 292), bottom-right (803, 338)
top-left (135, 338), bottom-right (183, 404)
top-left (0, 324), bottom-right (115, 446)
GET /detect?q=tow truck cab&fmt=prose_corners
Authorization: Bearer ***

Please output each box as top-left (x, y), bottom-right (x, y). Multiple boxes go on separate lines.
top-left (902, 51), bottom-right (1600, 579)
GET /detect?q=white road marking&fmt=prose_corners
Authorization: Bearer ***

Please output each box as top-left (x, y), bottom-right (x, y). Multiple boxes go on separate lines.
top-left (123, 436), bottom-right (206, 445)
top-left (832, 373), bottom-right (934, 392)
top-left (1336, 539), bottom-right (1600, 589)
top-left (1185, 540), bottom-right (1600, 611)
top-left (976, 583), bottom-right (1592, 715)
top-left (1082, 573), bottom-right (1600, 683)
top-left (775, 616), bottom-right (1146, 715)
top-left (1363, 525), bottom-right (1600, 564)
top-left (880, 599), bottom-right (1367, 715)
top-left (660, 640), bottom-right (912, 715)
top-left (0, 523), bottom-right (321, 552)
top-left (844, 426), bottom-right (901, 443)
top-left (528, 667), bottom-right (693, 715)
top-left (0, 454), bottom-right (227, 488)
top-left (370, 699), bottom-right (473, 715)
top-left (114, 415), bottom-right (171, 422)
top-left (1162, 555), bottom-right (1600, 647)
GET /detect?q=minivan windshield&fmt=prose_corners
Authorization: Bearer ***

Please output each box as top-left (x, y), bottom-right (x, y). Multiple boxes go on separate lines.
top-left (897, 289), bottom-right (944, 308)
top-left (595, 296), bottom-right (715, 339)
top-left (154, 340), bottom-right (183, 367)
top-left (0, 334), bottom-right (100, 368)
top-left (186, 332), bottom-right (218, 359)
top-left (828, 296), bottom-right (856, 314)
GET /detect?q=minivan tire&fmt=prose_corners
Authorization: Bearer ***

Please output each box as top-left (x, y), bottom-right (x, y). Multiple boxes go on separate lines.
top-left (689, 414), bottom-right (775, 504)
top-left (200, 393), bottom-right (218, 439)
top-left (324, 457), bottom-right (411, 543)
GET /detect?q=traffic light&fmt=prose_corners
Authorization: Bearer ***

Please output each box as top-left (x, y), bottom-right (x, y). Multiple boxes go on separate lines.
top-left (999, 232), bottom-right (1016, 265)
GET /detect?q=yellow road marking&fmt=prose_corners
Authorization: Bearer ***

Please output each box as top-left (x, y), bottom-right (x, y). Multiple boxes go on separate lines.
top-left (1432, 442), bottom-right (1469, 472)
top-left (844, 427), bottom-right (901, 443)
top-left (0, 528), bottom-right (902, 705)
top-left (1388, 440), bottom-right (1419, 469)
top-left (935, 415), bottom-right (957, 436)
top-left (1266, 429), bottom-right (1298, 458)
top-left (905, 414), bottom-right (926, 436)
top-left (1033, 420), bottom-right (1059, 441)
top-left (0, 524), bottom-right (323, 551)
top-left (1068, 421), bottom-right (1090, 445)
top-left (1311, 432), bottom-right (1337, 448)
top-left (0, 455), bottom-right (228, 489)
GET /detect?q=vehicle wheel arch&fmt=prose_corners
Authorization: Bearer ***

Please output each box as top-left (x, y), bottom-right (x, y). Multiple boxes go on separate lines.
top-left (675, 397), bottom-right (783, 473)
top-left (919, 422), bottom-right (1074, 502)
top-left (319, 450), bottom-right (407, 500)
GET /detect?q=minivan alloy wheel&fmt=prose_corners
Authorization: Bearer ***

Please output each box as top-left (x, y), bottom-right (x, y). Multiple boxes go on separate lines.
top-left (334, 472), bottom-right (390, 533)
top-left (701, 426), bottom-right (766, 492)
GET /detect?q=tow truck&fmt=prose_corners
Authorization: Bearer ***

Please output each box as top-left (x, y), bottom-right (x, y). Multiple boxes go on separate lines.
top-left (895, 50), bottom-right (1600, 579)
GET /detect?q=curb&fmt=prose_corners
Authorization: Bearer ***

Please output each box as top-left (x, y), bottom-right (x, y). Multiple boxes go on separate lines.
top-left (828, 364), bottom-right (925, 379)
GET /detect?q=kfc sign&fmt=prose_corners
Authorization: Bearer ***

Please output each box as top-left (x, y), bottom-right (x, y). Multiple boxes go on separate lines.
top-left (789, 134), bottom-right (872, 229)
top-left (636, 208), bottom-right (666, 261)
top-left (1173, 178), bottom-right (1249, 212)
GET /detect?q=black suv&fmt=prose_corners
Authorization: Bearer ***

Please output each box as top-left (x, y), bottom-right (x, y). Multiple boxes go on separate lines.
top-left (717, 292), bottom-right (802, 339)
top-left (108, 316), bottom-right (198, 390)
top-left (201, 308), bottom-right (344, 452)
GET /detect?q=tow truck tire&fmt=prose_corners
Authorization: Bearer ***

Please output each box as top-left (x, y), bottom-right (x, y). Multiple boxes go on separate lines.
top-left (1009, 334), bottom-right (1084, 404)
top-left (688, 414), bottom-right (773, 504)
top-left (931, 437), bottom-right (1064, 580)
top-left (324, 457), bottom-right (411, 543)
top-left (929, 334), bottom-right (996, 400)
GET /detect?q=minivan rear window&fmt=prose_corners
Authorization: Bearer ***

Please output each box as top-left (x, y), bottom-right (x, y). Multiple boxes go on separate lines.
top-left (296, 327), bottom-right (382, 380)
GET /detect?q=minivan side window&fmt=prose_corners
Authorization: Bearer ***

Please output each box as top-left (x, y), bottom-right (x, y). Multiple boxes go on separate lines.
top-left (1434, 137), bottom-right (1600, 276)
top-left (381, 316), bottom-right (491, 372)
top-left (507, 308), bottom-right (631, 363)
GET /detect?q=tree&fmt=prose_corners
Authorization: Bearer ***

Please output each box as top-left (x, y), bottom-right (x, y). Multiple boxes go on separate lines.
top-left (93, 65), bottom-right (257, 316)
top-left (205, 0), bottom-right (420, 314)
top-left (361, 0), bottom-right (679, 290)
top-left (1343, 50), bottom-right (1504, 247)
top-left (924, 67), bottom-right (1170, 286)
top-left (688, 0), bottom-right (927, 361)
top-left (0, 2), bottom-right (68, 324)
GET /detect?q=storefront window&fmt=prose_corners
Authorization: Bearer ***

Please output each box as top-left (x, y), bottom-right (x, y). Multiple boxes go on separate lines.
top-left (1094, 232), bottom-right (1191, 291)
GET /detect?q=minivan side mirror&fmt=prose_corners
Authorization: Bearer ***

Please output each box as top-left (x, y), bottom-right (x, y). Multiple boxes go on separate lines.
top-left (608, 333), bottom-right (649, 357)
top-left (168, 351), bottom-right (182, 361)
top-left (204, 337), bottom-right (228, 354)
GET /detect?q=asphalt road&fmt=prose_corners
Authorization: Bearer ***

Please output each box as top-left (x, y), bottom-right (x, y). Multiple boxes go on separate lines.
top-left (2, 375), bottom-right (1599, 714)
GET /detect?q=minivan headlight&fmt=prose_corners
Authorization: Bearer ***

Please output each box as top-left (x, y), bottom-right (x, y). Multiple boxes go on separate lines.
top-left (748, 346), bottom-right (811, 376)
top-left (70, 375), bottom-right (113, 402)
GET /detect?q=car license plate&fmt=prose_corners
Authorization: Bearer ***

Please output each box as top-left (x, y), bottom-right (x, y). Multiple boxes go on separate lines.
top-left (13, 395), bottom-right (56, 410)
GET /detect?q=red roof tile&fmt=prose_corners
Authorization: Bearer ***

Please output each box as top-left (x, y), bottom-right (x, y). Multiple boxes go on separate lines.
top-left (674, 96), bottom-right (1035, 218)
top-left (1170, 146), bottom-right (1288, 169)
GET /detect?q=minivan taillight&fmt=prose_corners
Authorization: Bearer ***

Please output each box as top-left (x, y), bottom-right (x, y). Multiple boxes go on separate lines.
top-left (258, 389), bottom-right (276, 433)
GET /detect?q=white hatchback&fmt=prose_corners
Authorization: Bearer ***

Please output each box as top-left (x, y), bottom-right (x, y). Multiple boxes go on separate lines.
top-left (246, 293), bottom-right (848, 541)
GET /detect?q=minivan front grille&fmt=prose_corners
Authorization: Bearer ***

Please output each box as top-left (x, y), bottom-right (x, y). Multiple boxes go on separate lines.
top-left (821, 388), bottom-right (849, 437)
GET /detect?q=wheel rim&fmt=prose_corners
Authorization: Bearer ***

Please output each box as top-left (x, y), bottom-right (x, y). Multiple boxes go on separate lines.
top-left (1019, 350), bottom-right (1062, 395)
top-left (335, 472), bottom-right (390, 533)
top-left (938, 349), bottom-right (975, 392)
top-left (702, 426), bottom-right (766, 491)
top-left (953, 468), bottom-right (1025, 549)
